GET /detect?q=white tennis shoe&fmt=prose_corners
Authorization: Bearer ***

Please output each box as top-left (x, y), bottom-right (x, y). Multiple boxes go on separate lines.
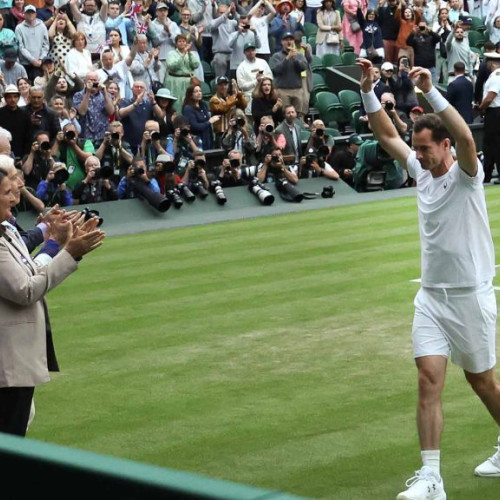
top-left (396, 466), bottom-right (446, 500)
top-left (475, 437), bottom-right (500, 477)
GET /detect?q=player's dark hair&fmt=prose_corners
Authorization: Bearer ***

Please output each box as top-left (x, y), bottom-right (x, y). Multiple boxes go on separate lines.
top-left (413, 113), bottom-right (450, 143)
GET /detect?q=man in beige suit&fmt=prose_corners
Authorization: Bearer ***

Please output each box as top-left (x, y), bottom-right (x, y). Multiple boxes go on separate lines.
top-left (0, 157), bottom-right (105, 436)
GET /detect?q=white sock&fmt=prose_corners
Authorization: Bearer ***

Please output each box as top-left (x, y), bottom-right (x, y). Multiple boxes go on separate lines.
top-left (421, 450), bottom-right (441, 477)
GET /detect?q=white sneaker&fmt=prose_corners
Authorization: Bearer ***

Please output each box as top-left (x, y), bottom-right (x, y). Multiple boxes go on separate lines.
top-left (396, 466), bottom-right (447, 500)
top-left (474, 438), bottom-right (500, 477)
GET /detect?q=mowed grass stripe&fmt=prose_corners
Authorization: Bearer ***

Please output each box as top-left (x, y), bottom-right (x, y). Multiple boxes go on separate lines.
top-left (31, 194), bottom-right (500, 500)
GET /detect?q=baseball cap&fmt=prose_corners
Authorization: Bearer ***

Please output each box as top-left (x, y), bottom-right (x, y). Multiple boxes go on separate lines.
top-left (156, 2), bottom-right (168, 9)
top-left (410, 106), bottom-right (424, 113)
top-left (216, 76), bottom-right (229, 85)
top-left (42, 56), bottom-right (55, 64)
top-left (244, 42), bottom-right (256, 51)
top-left (24, 4), bottom-right (36, 12)
top-left (348, 133), bottom-right (363, 146)
top-left (4, 84), bottom-right (20, 95)
top-left (155, 87), bottom-right (177, 101)
top-left (459, 15), bottom-right (473, 25)
top-left (381, 62), bottom-right (394, 71)
top-left (3, 48), bottom-right (17, 62)
top-left (156, 154), bottom-right (172, 163)
top-left (281, 31), bottom-right (294, 40)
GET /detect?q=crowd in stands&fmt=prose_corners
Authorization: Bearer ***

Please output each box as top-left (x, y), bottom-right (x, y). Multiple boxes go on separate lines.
top-left (0, 0), bottom-right (498, 211)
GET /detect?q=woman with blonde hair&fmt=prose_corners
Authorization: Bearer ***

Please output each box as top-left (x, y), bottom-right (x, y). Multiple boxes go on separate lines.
top-left (65, 31), bottom-right (93, 79)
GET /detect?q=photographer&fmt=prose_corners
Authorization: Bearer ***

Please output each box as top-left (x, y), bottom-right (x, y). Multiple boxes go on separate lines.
top-left (330, 133), bottom-right (364, 186)
top-left (181, 152), bottom-right (210, 191)
top-left (257, 147), bottom-right (298, 184)
top-left (94, 121), bottom-right (133, 185)
top-left (21, 131), bottom-right (55, 190)
top-left (51, 122), bottom-right (95, 190)
top-left (379, 92), bottom-right (410, 137)
top-left (35, 162), bottom-right (73, 207)
top-left (406, 19), bottom-right (440, 82)
top-left (72, 156), bottom-right (118, 205)
top-left (165, 116), bottom-right (203, 170)
top-left (299, 146), bottom-right (339, 180)
top-left (217, 150), bottom-right (249, 187)
top-left (117, 156), bottom-right (161, 200)
top-left (255, 115), bottom-right (286, 163)
top-left (140, 120), bottom-right (169, 169)
top-left (305, 119), bottom-right (335, 152)
top-left (221, 109), bottom-right (256, 164)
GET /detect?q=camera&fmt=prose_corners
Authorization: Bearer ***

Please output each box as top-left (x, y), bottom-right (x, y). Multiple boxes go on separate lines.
top-left (236, 117), bottom-right (246, 127)
top-left (241, 165), bottom-right (258, 178)
top-left (190, 180), bottom-right (208, 198)
top-left (248, 178), bottom-right (274, 205)
top-left (384, 101), bottom-right (394, 111)
top-left (315, 128), bottom-right (324, 137)
top-left (243, 23), bottom-right (250, 29)
top-left (53, 168), bottom-right (69, 185)
top-left (402, 57), bottom-right (409, 68)
top-left (321, 185), bottom-right (335, 198)
top-left (180, 128), bottom-right (190, 137)
top-left (150, 131), bottom-right (160, 142)
top-left (82, 207), bottom-right (104, 226)
top-left (177, 182), bottom-right (196, 202)
top-left (166, 188), bottom-right (183, 208)
top-left (40, 141), bottom-right (51, 151)
top-left (305, 148), bottom-right (317, 168)
top-left (264, 124), bottom-right (274, 134)
top-left (131, 166), bottom-right (145, 177)
top-left (276, 177), bottom-right (303, 202)
top-left (65, 130), bottom-right (76, 141)
top-left (92, 82), bottom-right (99, 88)
top-left (271, 154), bottom-right (280, 163)
top-left (418, 25), bottom-right (426, 31)
top-left (194, 159), bottom-right (206, 169)
top-left (229, 158), bottom-right (240, 168)
top-left (163, 161), bottom-right (175, 174)
top-left (111, 132), bottom-right (120, 140)
top-left (210, 180), bottom-right (227, 205)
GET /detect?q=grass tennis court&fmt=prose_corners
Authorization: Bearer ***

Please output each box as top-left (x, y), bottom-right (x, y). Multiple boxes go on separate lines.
top-left (29, 192), bottom-right (500, 499)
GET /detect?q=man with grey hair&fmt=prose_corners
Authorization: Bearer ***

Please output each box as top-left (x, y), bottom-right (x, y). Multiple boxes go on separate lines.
top-left (125, 34), bottom-right (160, 92)
top-left (209, 3), bottom-right (238, 77)
top-left (25, 85), bottom-right (60, 142)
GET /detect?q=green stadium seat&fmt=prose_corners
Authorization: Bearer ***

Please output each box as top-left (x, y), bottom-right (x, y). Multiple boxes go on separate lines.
top-left (324, 127), bottom-right (341, 138)
top-left (300, 129), bottom-right (311, 142)
top-left (307, 35), bottom-right (316, 54)
top-left (469, 15), bottom-right (486, 33)
top-left (310, 55), bottom-right (324, 72)
top-left (314, 91), bottom-right (347, 128)
top-left (322, 53), bottom-right (343, 67)
top-left (338, 89), bottom-right (361, 114)
top-left (304, 22), bottom-right (318, 38)
top-left (467, 29), bottom-right (486, 48)
top-left (201, 81), bottom-right (212, 101)
top-left (341, 51), bottom-right (358, 65)
top-left (201, 60), bottom-right (214, 82)
top-left (312, 72), bottom-right (329, 95)
top-left (352, 109), bottom-right (369, 134)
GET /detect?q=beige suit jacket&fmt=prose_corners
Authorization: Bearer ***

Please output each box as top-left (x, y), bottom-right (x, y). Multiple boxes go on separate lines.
top-left (316, 10), bottom-right (342, 45)
top-left (0, 224), bottom-right (77, 387)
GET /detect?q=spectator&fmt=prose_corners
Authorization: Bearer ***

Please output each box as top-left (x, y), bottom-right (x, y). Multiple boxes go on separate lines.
top-left (105, 0), bottom-right (133, 48)
top-left (47, 11), bottom-right (76, 66)
top-left (15, 76), bottom-right (29, 106)
top-left (269, 32), bottom-right (308, 119)
top-left (275, 104), bottom-right (303, 163)
top-left (236, 41), bottom-right (273, 119)
top-left (0, 13), bottom-right (18, 60)
top-left (290, 0), bottom-right (306, 27)
top-left (152, 87), bottom-right (178, 138)
top-left (7, 0), bottom-right (25, 30)
top-left (377, 0), bottom-right (400, 64)
top-left (51, 122), bottom-right (95, 189)
top-left (37, 0), bottom-right (57, 28)
top-left (15, 4), bottom-right (49, 82)
top-left (73, 72), bottom-right (114, 142)
top-left (392, 55), bottom-right (419, 114)
top-left (251, 76), bottom-right (284, 135)
top-left (269, 0), bottom-right (302, 53)
top-left (292, 30), bottom-right (313, 120)
top-left (25, 85), bottom-right (60, 142)
top-left (221, 109), bottom-right (256, 164)
top-left (406, 18), bottom-right (440, 83)
top-left (379, 60), bottom-right (396, 91)
top-left (342, 0), bottom-right (366, 55)
top-left (316, 0), bottom-right (342, 57)
top-left (248, 0), bottom-right (276, 61)
top-left (33, 56), bottom-right (56, 89)
top-left (21, 130), bottom-right (54, 189)
top-left (447, 0), bottom-right (466, 24)
top-left (48, 95), bottom-right (81, 134)
top-left (305, 0), bottom-right (321, 24)
top-left (94, 121), bottom-right (134, 183)
top-left (117, 157), bottom-right (160, 199)
top-left (478, 53), bottom-right (500, 183)
top-left (106, 28), bottom-right (130, 64)
top-left (70, 0), bottom-right (108, 57)
top-left (0, 47), bottom-right (27, 86)
top-left (140, 119), bottom-right (169, 168)
top-left (35, 162), bottom-right (73, 207)
top-left (95, 49), bottom-right (131, 101)
top-left (256, 145), bottom-right (299, 184)
top-left (72, 156), bottom-right (118, 205)
top-left (358, 7), bottom-right (384, 62)
top-left (210, 2), bottom-right (237, 78)
top-left (395, 3), bottom-right (420, 66)
top-left (446, 61), bottom-right (473, 124)
top-left (255, 115), bottom-right (286, 162)
top-left (183, 84), bottom-right (220, 150)
top-left (445, 21), bottom-right (472, 83)
top-left (488, 15), bottom-right (500, 45)
top-left (198, 0), bottom-right (216, 63)
top-left (164, 33), bottom-right (199, 102)
top-left (474, 43), bottom-right (498, 107)
top-left (165, 115), bottom-right (203, 167)
top-left (177, 7), bottom-right (204, 84)
top-left (209, 75), bottom-right (247, 146)
top-left (228, 15), bottom-right (261, 80)
top-left (64, 31), bottom-right (93, 80)
top-left (433, 7), bottom-right (452, 85)
top-left (0, 84), bottom-right (31, 159)
top-left (125, 34), bottom-right (160, 93)
top-left (44, 67), bottom-right (84, 110)
top-left (330, 132), bottom-right (363, 186)
top-left (150, 2), bottom-right (179, 83)
top-left (217, 149), bottom-right (248, 187)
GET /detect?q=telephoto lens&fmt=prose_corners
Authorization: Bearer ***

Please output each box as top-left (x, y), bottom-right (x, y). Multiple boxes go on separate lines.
top-left (264, 124), bottom-right (274, 133)
top-left (190, 180), bottom-right (209, 198)
top-left (177, 182), bottom-right (196, 202)
top-left (276, 177), bottom-right (303, 202)
top-left (210, 180), bottom-right (227, 205)
top-left (166, 189), bottom-right (183, 208)
top-left (248, 178), bottom-right (274, 205)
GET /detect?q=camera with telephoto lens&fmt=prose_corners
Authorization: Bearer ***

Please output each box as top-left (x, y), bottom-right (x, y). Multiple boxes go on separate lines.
top-left (248, 178), bottom-right (274, 205)
top-left (150, 131), bottom-right (160, 142)
top-left (236, 117), bottom-right (246, 127)
top-left (190, 180), bottom-right (208, 198)
top-left (194, 159), bottom-right (206, 170)
top-left (241, 165), bottom-right (258, 178)
top-left (111, 132), bottom-right (120, 140)
top-left (65, 130), bottom-right (76, 141)
top-left (82, 207), bottom-right (104, 226)
top-left (229, 158), bottom-right (240, 169)
top-left (180, 128), bottom-right (190, 138)
top-left (276, 177), bottom-right (303, 202)
top-left (210, 180), bottom-right (227, 205)
top-left (264, 124), bottom-right (274, 134)
top-left (40, 141), bottom-right (51, 151)
top-left (166, 188), bottom-right (183, 208)
top-left (129, 166), bottom-right (171, 212)
top-left (177, 182), bottom-right (196, 202)
top-left (315, 128), bottom-right (324, 137)
top-left (321, 185), bottom-right (335, 198)
top-left (384, 101), bottom-right (394, 111)
top-left (53, 167), bottom-right (69, 185)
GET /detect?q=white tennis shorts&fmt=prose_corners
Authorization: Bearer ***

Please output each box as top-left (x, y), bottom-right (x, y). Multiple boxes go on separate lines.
top-left (412, 281), bottom-right (497, 373)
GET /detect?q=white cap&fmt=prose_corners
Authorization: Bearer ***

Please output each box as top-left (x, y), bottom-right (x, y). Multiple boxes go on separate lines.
top-left (381, 62), bottom-right (394, 71)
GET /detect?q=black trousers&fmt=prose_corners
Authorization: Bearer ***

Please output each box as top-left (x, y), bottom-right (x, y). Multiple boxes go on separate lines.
top-left (482, 107), bottom-right (500, 182)
top-left (0, 386), bottom-right (34, 437)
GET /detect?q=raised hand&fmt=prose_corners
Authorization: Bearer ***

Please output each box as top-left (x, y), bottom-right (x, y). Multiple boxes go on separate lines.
top-left (408, 66), bottom-right (432, 93)
top-left (356, 57), bottom-right (375, 93)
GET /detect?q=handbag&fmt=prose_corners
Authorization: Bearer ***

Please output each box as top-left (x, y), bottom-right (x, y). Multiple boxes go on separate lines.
top-left (326, 31), bottom-right (340, 45)
top-left (349, 15), bottom-right (361, 33)
top-left (366, 45), bottom-right (378, 59)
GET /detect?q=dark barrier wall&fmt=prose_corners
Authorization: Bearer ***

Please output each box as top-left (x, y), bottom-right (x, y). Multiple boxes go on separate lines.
top-left (0, 433), bottom-right (307, 500)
